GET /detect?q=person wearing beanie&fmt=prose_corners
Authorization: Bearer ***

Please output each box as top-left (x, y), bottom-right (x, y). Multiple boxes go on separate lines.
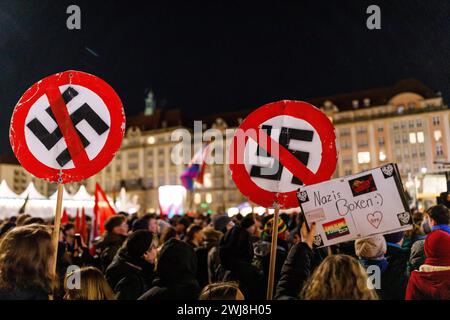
top-left (407, 205), bottom-right (450, 276)
top-left (406, 229), bottom-right (450, 299)
top-left (355, 234), bottom-right (408, 300)
top-left (106, 230), bottom-right (157, 300)
top-left (212, 215), bottom-right (234, 234)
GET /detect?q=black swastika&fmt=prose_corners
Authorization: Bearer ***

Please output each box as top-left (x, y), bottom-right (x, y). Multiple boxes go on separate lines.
top-left (26, 87), bottom-right (110, 167)
top-left (250, 125), bottom-right (313, 185)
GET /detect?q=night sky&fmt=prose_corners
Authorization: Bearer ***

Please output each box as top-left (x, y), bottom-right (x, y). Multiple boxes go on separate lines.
top-left (1, 0), bottom-right (449, 155)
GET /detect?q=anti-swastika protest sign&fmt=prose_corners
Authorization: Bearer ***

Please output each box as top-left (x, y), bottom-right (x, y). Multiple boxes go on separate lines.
top-left (297, 163), bottom-right (412, 248)
top-left (229, 100), bottom-right (337, 209)
top-left (10, 70), bottom-right (125, 184)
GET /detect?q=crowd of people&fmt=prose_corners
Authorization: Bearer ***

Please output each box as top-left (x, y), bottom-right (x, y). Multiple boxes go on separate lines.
top-left (0, 204), bottom-right (449, 300)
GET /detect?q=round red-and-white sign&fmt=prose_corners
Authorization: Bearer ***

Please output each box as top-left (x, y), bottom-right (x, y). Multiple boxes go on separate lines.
top-left (10, 70), bottom-right (125, 184)
top-left (229, 100), bottom-right (337, 209)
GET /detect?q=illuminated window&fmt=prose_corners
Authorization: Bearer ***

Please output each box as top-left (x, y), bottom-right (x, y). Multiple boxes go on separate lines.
top-left (194, 193), bottom-right (201, 204)
top-left (417, 132), bottom-right (424, 143)
top-left (434, 130), bottom-right (442, 141)
top-left (147, 136), bottom-right (155, 144)
top-left (358, 152), bottom-right (371, 164)
top-left (409, 133), bottom-right (417, 144)
top-left (379, 151), bottom-right (386, 161)
top-left (206, 193), bottom-right (212, 204)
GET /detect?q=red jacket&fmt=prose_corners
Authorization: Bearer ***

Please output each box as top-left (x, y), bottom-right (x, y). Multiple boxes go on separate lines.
top-left (406, 269), bottom-right (450, 300)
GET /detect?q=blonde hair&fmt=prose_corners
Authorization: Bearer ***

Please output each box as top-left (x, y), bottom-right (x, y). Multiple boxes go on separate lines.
top-left (301, 254), bottom-right (378, 300)
top-left (64, 267), bottom-right (116, 300)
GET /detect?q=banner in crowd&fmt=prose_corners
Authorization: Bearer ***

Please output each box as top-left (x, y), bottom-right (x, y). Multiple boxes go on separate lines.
top-left (297, 163), bottom-right (412, 247)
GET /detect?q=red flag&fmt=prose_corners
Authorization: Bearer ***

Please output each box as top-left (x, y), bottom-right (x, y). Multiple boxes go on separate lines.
top-left (80, 207), bottom-right (88, 243)
top-left (75, 208), bottom-right (81, 232)
top-left (94, 183), bottom-right (116, 235)
top-left (61, 208), bottom-right (69, 225)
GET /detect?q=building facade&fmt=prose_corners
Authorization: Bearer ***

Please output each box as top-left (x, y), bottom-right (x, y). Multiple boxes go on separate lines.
top-left (1, 79), bottom-right (448, 213)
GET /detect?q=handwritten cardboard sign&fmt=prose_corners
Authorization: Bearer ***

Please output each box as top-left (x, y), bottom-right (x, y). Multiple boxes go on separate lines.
top-left (297, 163), bottom-right (412, 248)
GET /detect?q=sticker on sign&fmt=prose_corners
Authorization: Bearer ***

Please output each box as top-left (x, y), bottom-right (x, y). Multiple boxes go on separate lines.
top-left (229, 100), bottom-right (337, 209)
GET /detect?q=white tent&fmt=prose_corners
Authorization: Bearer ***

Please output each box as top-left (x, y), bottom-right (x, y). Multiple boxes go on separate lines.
top-left (19, 181), bottom-right (46, 199)
top-left (72, 185), bottom-right (93, 201)
top-left (49, 186), bottom-right (73, 200)
top-left (0, 180), bottom-right (19, 198)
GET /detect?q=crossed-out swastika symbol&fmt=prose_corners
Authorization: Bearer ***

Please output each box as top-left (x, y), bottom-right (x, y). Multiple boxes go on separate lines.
top-left (26, 87), bottom-right (110, 167)
top-left (250, 125), bottom-right (314, 185)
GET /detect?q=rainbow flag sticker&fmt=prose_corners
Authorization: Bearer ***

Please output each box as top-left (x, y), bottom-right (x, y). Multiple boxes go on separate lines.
top-left (323, 218), bottom-right (350, 240)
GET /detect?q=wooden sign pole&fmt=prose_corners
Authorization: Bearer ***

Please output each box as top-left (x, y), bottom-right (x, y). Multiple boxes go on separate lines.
top-left (50, 184), bottom-right (64, 277)
top-left (266, 202), bottom-right (280, 300)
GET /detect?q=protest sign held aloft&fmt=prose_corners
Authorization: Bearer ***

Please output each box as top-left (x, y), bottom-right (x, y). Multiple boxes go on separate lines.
top-left (298, 163), bottom-right (412, 248)
top-left (229, 100), bottom-right (337, 209)
top-left (9, 70), bottom-right (125, 184)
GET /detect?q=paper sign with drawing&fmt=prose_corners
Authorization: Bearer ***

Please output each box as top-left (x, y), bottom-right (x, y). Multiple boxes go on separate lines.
top-left (297, 163), bottom-right (412, 248)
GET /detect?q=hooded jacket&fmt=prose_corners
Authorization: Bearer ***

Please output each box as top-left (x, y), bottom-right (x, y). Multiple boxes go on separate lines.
top-left (218, 226), bottom-right (265, 300)
top-left (138, 239), bottom-right (200, 300)
top-left (105, 247), bottom-right (155, 300)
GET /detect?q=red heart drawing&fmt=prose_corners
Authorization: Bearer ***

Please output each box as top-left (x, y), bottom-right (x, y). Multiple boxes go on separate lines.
top-left (367, 211), bottom-right (383, 229)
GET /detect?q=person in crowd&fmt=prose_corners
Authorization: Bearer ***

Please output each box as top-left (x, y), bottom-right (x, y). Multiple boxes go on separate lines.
top-left (96, 215), bottom-right (129, 272)
top-left (22, 217), bottom-right (45, 225)
top-left (159, 226), bottom-right (179, 246)
top-left (106, 230), bottom-right (157, 300)
top-left (355, 234), bottom-right (407, 299)
top-left (301, 254), bottom-right (379, 300)
top-left (218, 222), bottom-right (264, 300)
top-left (0, 221), bottom-right (15, 239)
top-left (199, 282), bottom-right (245, 300)
top-left (406, 226), bottom-right (450, 299)
top-left (62, 223), bottom-right (77, 254)
top-left (184, 224), bottom-right (203, 248)
top-left (384, 230), bottom-right (410, 290)
top-left (403, 211), bottom-right (427, 250)
top-left (193, 213), bottom-right (206, 227)
top-left (275, 222), bottom-right (316, 299)
top-left (64, 266), bottom-right (116, 300)
top-left (194, 226), bottom-right (222, 288)
top-left (174, 216), bottom-right (191, 240)
top-left (15, 214), bottom-right (30, 226)
top-left (408, 205), bottom-right (450, 275)
top-left (0, 224), bottom-right (55, 300)
top-left (253, 217), bottom-right (289, 292)
top-left (212, 214), bottom-right (234, 234)
top-left (139, 238), bottom-right (200, 300)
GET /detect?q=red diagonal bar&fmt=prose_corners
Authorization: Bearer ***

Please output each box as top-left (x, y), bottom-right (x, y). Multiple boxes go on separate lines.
top-left (45, 85), bottom-right (89, 168)
top-left (249, 128), bottom-right (317, 185)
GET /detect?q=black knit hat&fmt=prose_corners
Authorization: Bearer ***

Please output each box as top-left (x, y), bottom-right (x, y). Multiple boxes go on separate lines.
top-left (240, 214), bottom-right (255, 229)
top-left (126, 230), bottom-right (153, 259)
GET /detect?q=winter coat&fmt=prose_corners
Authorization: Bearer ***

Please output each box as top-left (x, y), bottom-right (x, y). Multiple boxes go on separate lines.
top-left (275, 242), bottom-right (313, 300)
top-left (406, 267), bottom-right (450, 300)
top-left (138, 239), bottom-right (200, 300)
top-left (96, 233), bottom-right (127, 272)
top-left (195, 238), bottom-right (220, 288)
top-left (253, 238), bottom-right (288, 294)
top-left (217, 226), bottom-right (265, 300)
top-left (208, 246), bottom-right (220, 284)
top-left (106, 247), bottom-right (154, 300)
top-left (359, 252), bottom-right (408, 300)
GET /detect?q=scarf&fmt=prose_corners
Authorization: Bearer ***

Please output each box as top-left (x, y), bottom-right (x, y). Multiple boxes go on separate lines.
top-left (432, 224), bottom-right (450, 235)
